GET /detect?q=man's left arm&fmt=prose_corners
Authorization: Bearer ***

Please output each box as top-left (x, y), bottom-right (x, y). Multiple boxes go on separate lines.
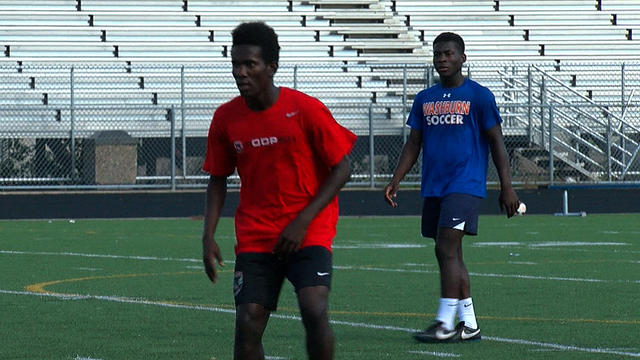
top-left (486, 124), bottom-right (520, 217)
top-left (273, 156), bottom-right (351, 257)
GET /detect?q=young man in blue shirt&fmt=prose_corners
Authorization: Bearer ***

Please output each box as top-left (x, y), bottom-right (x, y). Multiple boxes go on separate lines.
top-left (384, 32), bottom-right (520, 343)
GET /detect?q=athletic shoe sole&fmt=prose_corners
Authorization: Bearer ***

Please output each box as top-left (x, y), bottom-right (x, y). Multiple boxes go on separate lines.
top-left (456, 321), bottom-right (481, 342)
top-left (413, 321), bottom-right (462, 343)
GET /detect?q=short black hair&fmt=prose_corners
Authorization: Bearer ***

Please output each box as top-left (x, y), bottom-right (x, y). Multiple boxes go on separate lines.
top-left (433, 32), bottom-right (465, 54)
top-left (232, 22), bottom-right (280, 63)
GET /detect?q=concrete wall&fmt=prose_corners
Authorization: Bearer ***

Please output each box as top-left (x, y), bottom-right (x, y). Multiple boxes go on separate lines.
top-left (1, 188), bottom-right (638, 219)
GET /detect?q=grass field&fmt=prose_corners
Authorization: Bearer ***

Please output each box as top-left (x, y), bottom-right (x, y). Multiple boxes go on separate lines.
top-left (1, 214), bottom-right (639, 360)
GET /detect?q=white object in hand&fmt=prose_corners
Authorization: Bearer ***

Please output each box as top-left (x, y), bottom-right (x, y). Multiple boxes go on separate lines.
top-left (517, 202), bottom-right (526, 215)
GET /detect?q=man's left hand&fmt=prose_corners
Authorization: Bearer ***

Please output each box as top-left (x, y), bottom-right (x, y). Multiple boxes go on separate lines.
top-left (273, 215), bottom-right (310, 259)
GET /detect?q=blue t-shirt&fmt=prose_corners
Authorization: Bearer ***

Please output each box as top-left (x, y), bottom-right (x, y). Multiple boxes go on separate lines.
top-left (407, 78), bottom-right (501, 198)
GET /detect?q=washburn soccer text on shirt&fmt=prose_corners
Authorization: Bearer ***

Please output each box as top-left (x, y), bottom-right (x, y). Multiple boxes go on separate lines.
top-left (422, 100), bottom-right (471, 126)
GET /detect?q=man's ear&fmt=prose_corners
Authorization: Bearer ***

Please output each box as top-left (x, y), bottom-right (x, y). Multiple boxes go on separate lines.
top-left (269, 61), bottom-right (279, 77)
top-left (461, 53), bottom-right (467, 64)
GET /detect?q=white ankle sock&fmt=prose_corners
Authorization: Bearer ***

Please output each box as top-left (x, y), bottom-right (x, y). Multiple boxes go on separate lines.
top-left (435, 298), bottom-right (459, 330)
top-left (458, 297), bottom-right (478, 329)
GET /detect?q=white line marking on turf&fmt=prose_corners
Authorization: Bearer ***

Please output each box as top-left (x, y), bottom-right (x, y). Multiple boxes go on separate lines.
top-left (473, 242), bottom-right (628, 247)
top-left (488, 336), bottom-right (640, 358)
top-left (2, 250), bottom-right (635, 284)
top-left (334, 265), bottom-right (637, 284)
top-left (473, 242), bottom-right (521, 246)
top-left (408, 350), bottom-right (460, 358)
top-left (0, 250), bottom-right (201, 263)
top-left (333, 244), bottom-right (426, 249)
top-left (74, 356), bottom-right (103, 360)
top-left (2, 289), bottom-right (639, 358)
top-left (403, 263), bottom-right (435, 267)
top-left (530, 242), bottom-right (628, 247)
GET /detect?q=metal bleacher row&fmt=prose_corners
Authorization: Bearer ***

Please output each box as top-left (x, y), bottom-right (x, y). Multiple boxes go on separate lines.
top-left (3, 0), bottom-right (639, 62)
top-left (1, 0), bottom-right (640, 137)
top-left (396, 0), bottom-right (640, 60)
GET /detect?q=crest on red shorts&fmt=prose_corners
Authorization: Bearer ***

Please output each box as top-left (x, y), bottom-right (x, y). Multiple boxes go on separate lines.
top-left (233, 141), bottom-right (243, 153)
top-left (233, 271), bottom-right (243, 297)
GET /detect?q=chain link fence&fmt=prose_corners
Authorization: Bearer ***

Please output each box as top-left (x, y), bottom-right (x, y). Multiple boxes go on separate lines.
top-left (1, 61), bottom-right (639, 189)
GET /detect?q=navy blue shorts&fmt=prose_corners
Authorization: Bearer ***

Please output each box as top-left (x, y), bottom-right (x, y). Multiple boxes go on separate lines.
top-left (233, 246), bottom-right (332, 311)
top-left (421, 193), bottom-right (482, 239)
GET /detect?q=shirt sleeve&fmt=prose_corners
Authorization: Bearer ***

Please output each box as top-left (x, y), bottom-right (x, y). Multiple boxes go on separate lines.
top-left (303, 98), bottom-right (357, 167)
top-left (202, 107), bottom-right (236, 176)
top-left (407, 92), bottom-right (424, 130)
top-left (478, 88), bottom-right (502, 132)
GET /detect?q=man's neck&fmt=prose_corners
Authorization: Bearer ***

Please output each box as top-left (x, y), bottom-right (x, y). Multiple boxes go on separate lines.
top-left (440, 73), bottom-right (465, 88)
top-left (245, 85), bottom-right (280, 112)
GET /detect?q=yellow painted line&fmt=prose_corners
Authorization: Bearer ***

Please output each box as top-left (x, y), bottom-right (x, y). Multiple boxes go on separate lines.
top-left (26, 273), bottom-right (163, 294)
top-left (24, 271), bottom-right (638, 326)
top-left (25, 272), bottom-right (197, 295)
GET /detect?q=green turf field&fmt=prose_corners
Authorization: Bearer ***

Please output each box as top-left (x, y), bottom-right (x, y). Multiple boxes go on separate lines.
top-left (1, 214), bottom-right (638, 359)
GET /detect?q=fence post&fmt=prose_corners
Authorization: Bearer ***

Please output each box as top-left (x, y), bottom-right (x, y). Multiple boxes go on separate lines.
top-left (549, 105), bottom-right (554, 185)
top-left (181, 65), bottom-right (187, 178)
top-left (527, 65), bottom-right (533, 145)
top-left (425, 65), bottom-right (431, 88)
top-left (607, 111), bottom-right (612, 181)
top-left (621, 62), bottom-right (626, 166)
top-left (540, 76), bottom-right (546, 147)
top-left (169, 106), bottom-right (176, 191)
top-left (293, 64), bottom-right (298, 89)
top-left (70, 65), bottom-right (77, 181)
top-left (402, 63), bottom-right (407, 143)
top-left (369, 102), bottom-right (375, 189)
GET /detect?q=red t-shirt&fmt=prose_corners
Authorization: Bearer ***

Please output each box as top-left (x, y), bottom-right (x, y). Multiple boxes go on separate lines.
top-left (202, 87), bottom-right (356, 254)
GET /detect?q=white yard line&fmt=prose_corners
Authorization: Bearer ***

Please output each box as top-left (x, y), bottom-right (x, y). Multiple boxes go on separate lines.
top-left (0, 250), bottom-right (201, 263)
top-left (473, 242), bottom-right (628, 247)
top-left (2, 249), bottom-right (637, 284)
top-left (408, 350), bottom-right (460, 358)
top-left (334, 265), bottom-right (639, 284)
top-left (2, 289), bottom-right (639, 358)
top-left (487, 336), bottom-right (640, 357)
top-left (333, 244), bottom-right (426, 249)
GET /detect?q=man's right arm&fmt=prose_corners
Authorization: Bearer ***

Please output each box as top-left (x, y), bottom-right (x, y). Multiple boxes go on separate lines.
top-left (384, 128), bottom-right (422, 207)
top-left (202, 175), bottom-right (227, 283)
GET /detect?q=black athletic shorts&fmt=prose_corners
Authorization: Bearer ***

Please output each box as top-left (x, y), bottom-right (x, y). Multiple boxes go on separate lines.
top-left (421, 193), bottom-right (481, 239)
top-left (233, 246), bottom-right (332, 311)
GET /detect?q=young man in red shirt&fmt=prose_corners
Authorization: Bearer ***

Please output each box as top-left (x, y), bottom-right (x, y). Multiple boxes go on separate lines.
top-left (201, 22), bottom-right (356, 360)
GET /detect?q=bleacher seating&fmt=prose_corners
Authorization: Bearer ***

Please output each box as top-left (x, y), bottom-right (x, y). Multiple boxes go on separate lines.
top-left (524, 26), bottom-right (630, 41)
top-left (601, 0), bottom-right (640, 11)
top-left (1, 0), bottom-right (640, 138)
top-left (495, 0), bottom-right (596, 11)
top-left (393, 0), bottom-right (496, 12)
top-left (3, 0), bottom-right (638, 63)
top-left (0, 0), bottom-right (77, 11)
top-left (394, 0), bottom-right (640, 60)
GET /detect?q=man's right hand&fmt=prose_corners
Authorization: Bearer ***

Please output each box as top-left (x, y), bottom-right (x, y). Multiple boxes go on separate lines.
top-left (384, 181), bottom-right (400, 208)
top-left (202, 237), bottom-right (224, 283)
